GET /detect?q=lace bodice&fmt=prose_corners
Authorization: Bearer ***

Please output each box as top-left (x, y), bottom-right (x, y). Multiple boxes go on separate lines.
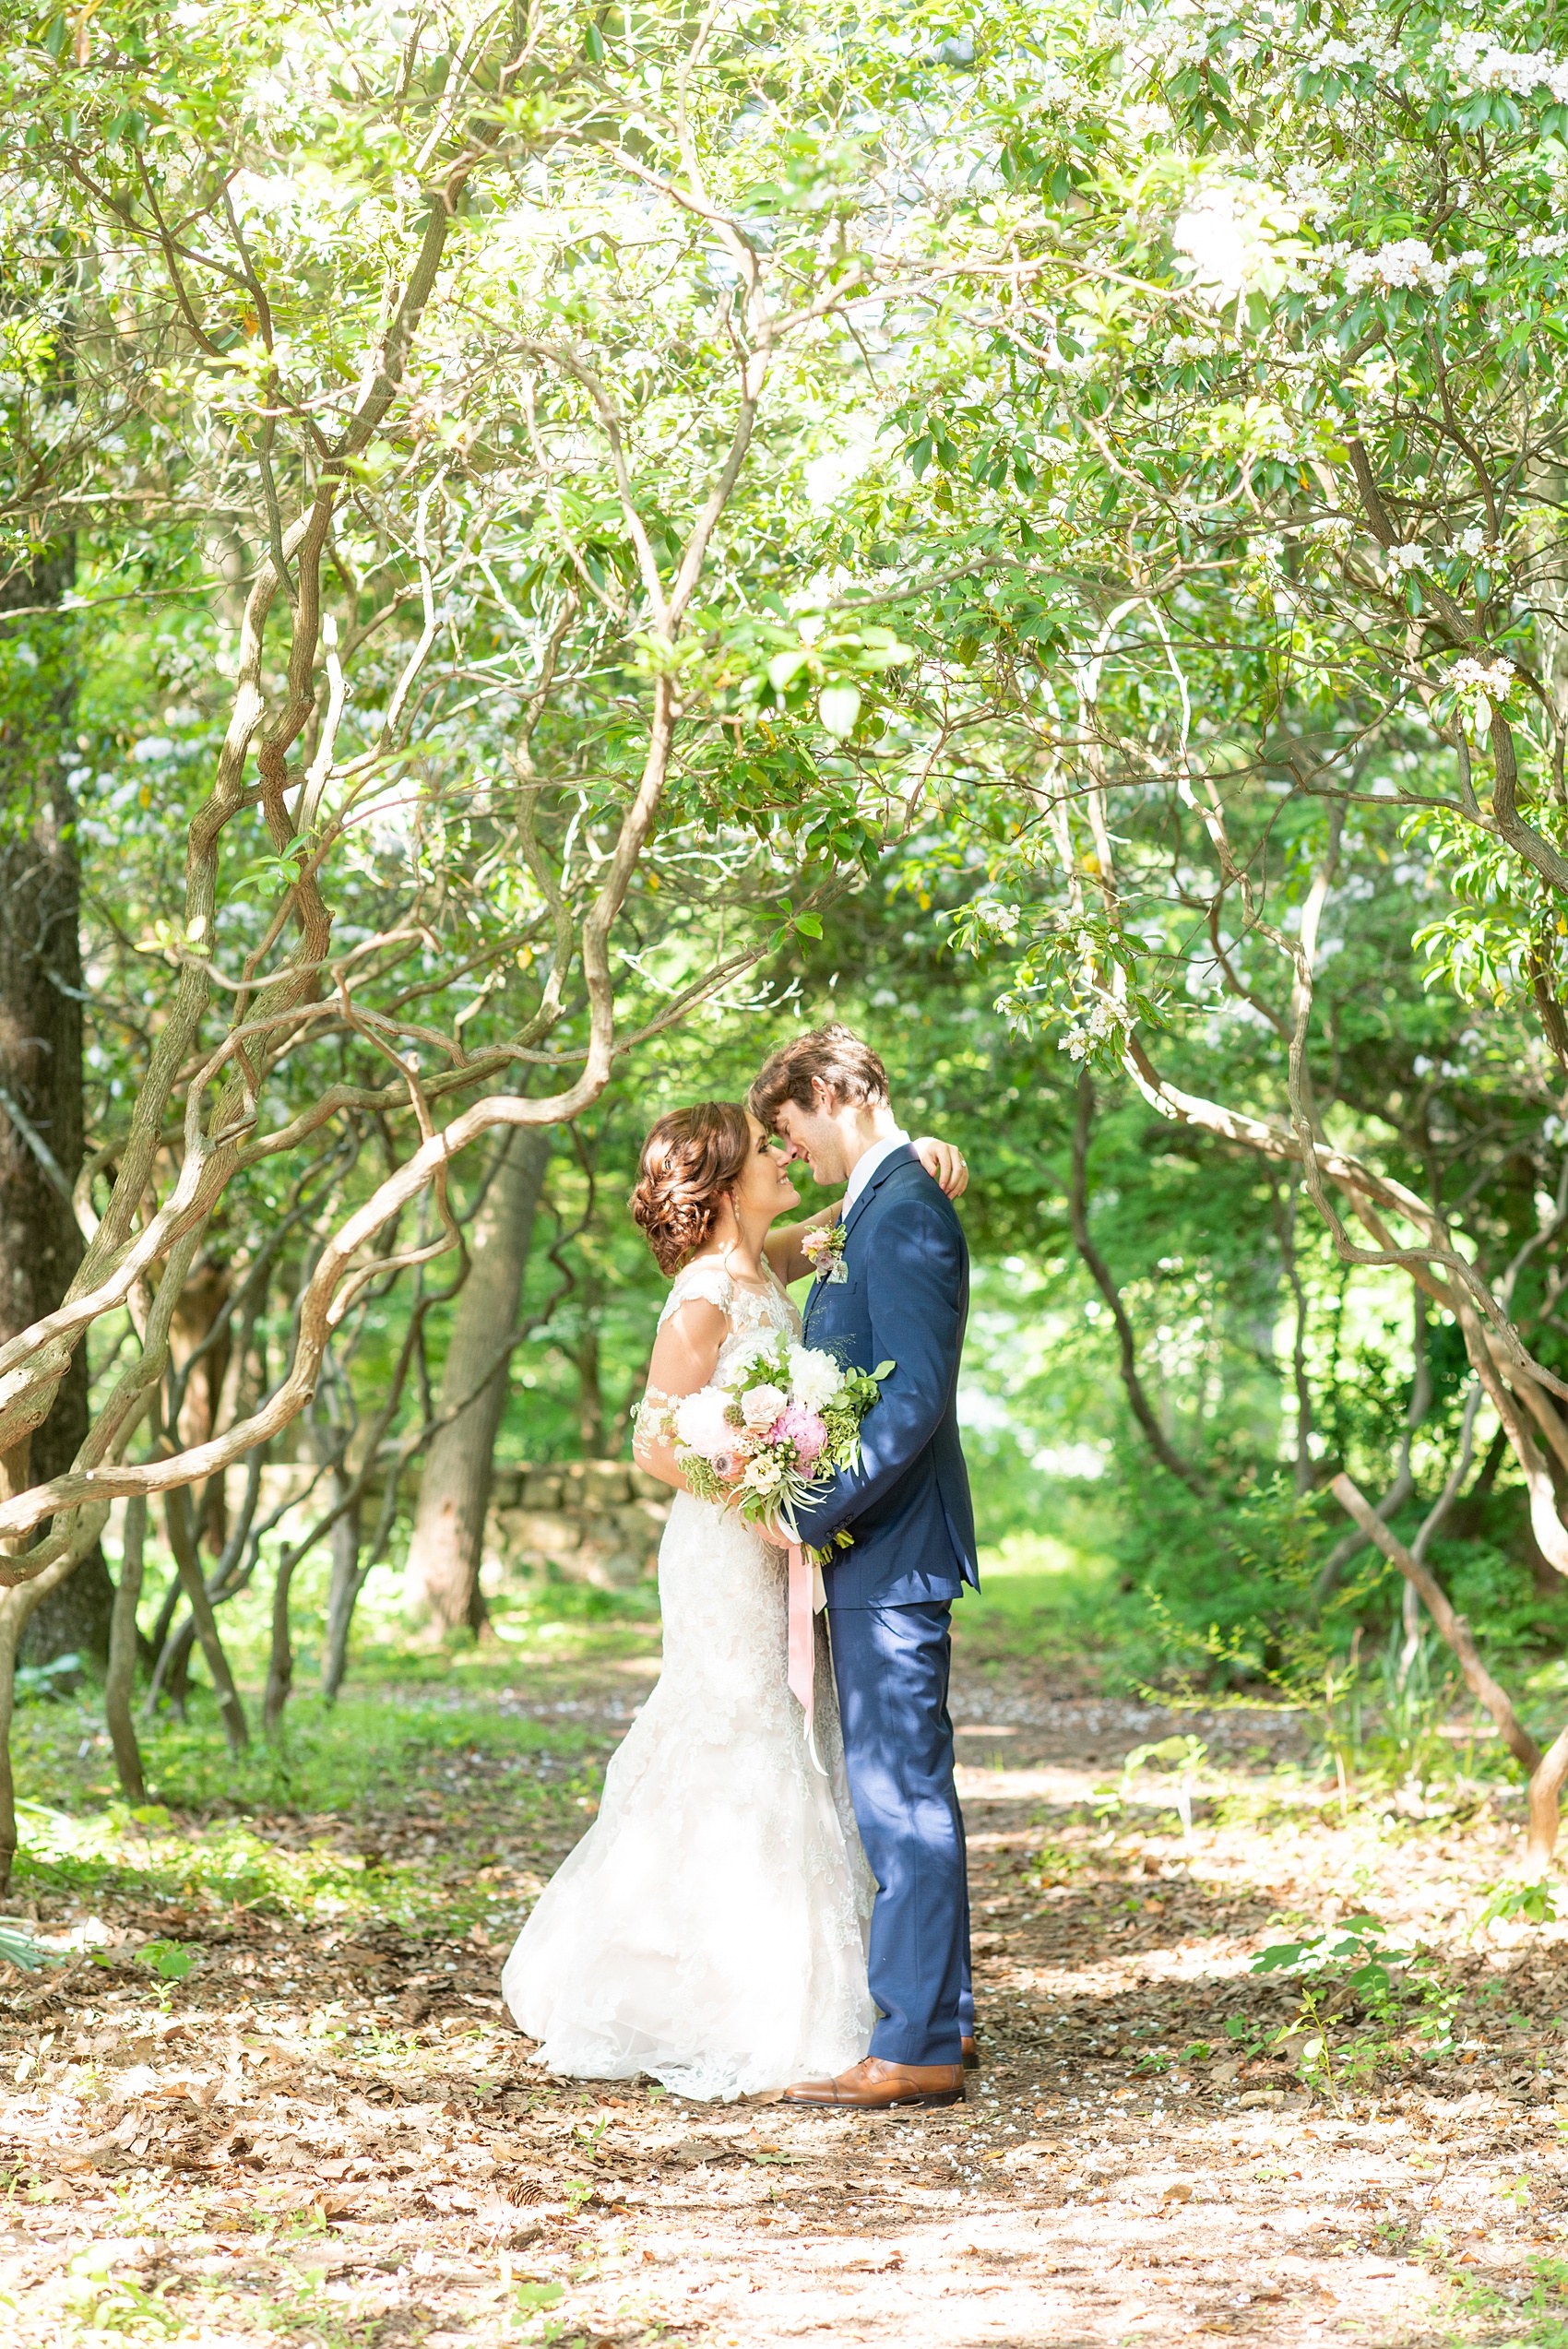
top-left (657, 1256), bottom-right (802, 1376)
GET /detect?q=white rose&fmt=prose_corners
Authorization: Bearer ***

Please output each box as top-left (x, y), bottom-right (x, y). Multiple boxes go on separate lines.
top-left (745, 1456), bottom-right (782, 1491)
top-left (788, 1346), bottom-right (842, 1412)
top-left (739, 1382), bottom-right (787, 1430)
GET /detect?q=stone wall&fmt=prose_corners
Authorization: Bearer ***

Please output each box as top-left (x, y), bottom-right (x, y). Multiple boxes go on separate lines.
top-left (103, 1457), bottom-right (673, 1602)
top-left (483, 1461), bottom-right (671, 1593)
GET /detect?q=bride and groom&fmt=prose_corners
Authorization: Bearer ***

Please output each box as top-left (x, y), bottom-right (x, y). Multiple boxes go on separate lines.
top-left (501, 1025), bottom-right (979, 2110)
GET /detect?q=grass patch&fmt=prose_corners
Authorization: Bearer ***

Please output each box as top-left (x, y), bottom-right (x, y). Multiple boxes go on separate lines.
top-left (9, 1682), bottom-right (614, 1936)
top-left (957, 1527), bottom-right (1136, 1676)
top-left (1444, 2252), bottom-right (1568, 2346)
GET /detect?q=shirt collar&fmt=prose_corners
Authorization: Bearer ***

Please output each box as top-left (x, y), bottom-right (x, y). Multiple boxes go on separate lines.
top-left (842, 1127), bottom-right (910, 1214)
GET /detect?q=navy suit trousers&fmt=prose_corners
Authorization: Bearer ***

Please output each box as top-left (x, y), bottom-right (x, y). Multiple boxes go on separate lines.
top-left (827, 1600), bottom-right (972, 2066)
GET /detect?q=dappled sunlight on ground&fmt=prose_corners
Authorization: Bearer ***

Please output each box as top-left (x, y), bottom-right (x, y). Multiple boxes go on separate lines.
top-left (0, 1571), bottom-right (1565, 2345)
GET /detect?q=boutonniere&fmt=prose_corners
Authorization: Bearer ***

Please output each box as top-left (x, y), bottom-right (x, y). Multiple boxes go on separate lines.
top-left (802, 1219), bottom-right (849, 1285)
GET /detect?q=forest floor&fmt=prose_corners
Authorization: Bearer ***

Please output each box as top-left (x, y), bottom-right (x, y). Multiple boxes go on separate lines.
top-left (3, 1570), bottom-right (1568, 2348)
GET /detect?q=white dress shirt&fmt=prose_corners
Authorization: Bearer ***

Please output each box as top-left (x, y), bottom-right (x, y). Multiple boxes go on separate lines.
top-left (843, 1127), bottom-right (910, 1214)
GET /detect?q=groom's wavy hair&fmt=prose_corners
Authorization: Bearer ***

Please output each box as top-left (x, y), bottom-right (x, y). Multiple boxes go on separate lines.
top-left (747, 1024), bottom-right (890, 1129)
top-left (630, 1101), bottom-right (753, 1275)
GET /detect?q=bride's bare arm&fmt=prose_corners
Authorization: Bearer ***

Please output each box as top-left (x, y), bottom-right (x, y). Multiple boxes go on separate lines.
top-left (631, 1298), bottom-right (729, 1493)
top-left (762, 1135), bottom-right (970, 1286)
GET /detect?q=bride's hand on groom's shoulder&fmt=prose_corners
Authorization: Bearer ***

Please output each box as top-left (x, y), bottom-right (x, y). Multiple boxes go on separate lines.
top-left (912, 1135), bottom-right (969, 1200)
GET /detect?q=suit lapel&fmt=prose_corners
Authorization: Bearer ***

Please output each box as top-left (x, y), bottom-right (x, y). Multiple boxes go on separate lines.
top-left (841, 1142), bottom-right (915, 1248)
top-left (802, 1145), bottom-right (915, 1337)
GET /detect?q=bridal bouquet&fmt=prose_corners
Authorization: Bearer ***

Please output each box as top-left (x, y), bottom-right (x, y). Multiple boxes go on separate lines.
top-left (641, 1335), bottom-right (892, 1540)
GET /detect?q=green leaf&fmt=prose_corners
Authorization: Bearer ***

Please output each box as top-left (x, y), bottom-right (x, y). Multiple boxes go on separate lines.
top-left (1252, 1940), bottom-right (1309, 1973)
top-left (136, 1940), bottom-right (196, 1981)
top-left (512, 2280), bottom-right (564, 2311)
top-left (817, 683), bottom-right (861, 737)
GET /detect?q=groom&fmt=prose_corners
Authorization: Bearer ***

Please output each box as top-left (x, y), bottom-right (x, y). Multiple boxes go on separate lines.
top-left (748, 1025), bottom-right (979, 2111)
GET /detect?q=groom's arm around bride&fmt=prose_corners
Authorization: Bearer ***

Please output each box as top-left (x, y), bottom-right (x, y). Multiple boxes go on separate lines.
top-left (748, 1025), bottom-right (978, 2106)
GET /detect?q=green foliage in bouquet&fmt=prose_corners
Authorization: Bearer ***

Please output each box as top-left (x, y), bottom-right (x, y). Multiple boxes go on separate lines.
top-left (640, 1335), bottom-right (894, 1544)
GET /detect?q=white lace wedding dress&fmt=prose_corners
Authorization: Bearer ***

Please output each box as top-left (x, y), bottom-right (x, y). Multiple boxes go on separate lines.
top-left (501, 1260), bottom-right (876, 2100)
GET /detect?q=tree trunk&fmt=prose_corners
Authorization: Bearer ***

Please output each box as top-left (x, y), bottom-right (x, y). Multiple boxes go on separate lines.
top-left (576, 1272), bottom-right (605, 1455)
top-left (405, 1127), bottom-right (551, 1633)
top-left (167, 1256), bottom-right (232, 1553)
top-left (0, 551), bottom-right (113, 1671)
top-left (320, 1468), bottom-right (363, 1702)
top-left (264, 1540), bottom-right (301, 1742)
top-left (1332, 1472), bottom-right (1568, 1869)
top-left (105, 1496), bottom-right (147, 1802)
top-left (1068, 1071), bottom-right (1209, 1496)
top-left (0, 1522), bottom-right (105, 1891)
top-left (163, 1489), bottom-right (249, 1751)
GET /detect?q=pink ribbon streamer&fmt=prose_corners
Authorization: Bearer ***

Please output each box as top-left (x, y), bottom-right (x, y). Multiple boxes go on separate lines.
top-left (788, 1541), bottom-right (814, 1720)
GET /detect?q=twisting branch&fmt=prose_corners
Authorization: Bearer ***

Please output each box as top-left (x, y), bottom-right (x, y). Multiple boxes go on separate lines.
top-left (1068, 1070), bottom-right (1208, 1497)
top-left (1333, 1473), bottom-right (1568, 1869)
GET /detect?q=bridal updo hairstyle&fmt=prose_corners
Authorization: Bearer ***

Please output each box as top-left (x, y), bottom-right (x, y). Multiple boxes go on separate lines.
top-left (631, 1101), bottom-right (752, 1276)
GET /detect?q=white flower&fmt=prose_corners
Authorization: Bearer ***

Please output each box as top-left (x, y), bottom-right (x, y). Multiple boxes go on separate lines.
top-left (1057, 998), bottom-right (1125, 1062)
top-left (744, 1456), bottom-right (783, 1493)
top-left (1163, 334), bottom-right (1216, 363)
top-left (1448, 656), bottom-right (1516, 732)
top-left (1445, 31), bottom-right (1568, 103)
top-left (739, 1382), bottom-right (787, 1431)
top-left (1451, 657), bottom-right (1515, 700)
top-left (1338, 241), bottom-right (1485, 298)
top-left (675, 1387), bottom-right (733, 1458)
top-left (1456, 526), bottom-right (1488, 558)
top-left (1385, 542), bottom-right (1428, 575)
top-left (787, 1346), bottom-right (844, 1413)
top-left (714, 1334), bottom-right (778, 1390)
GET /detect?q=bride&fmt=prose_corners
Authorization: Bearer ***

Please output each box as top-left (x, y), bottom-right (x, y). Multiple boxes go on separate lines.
top-left (500, 1099), bottom-right (966, 2099)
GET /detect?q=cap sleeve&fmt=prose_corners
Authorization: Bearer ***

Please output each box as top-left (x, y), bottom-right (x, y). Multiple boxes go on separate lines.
top-left (657, 1261), bottom-right (734, 1329)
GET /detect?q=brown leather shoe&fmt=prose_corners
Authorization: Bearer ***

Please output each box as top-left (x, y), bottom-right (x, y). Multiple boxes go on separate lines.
top-left (961, 2035), bottom-right (980, 2070)
top-left (781, 2057), bottom-right (965, 2110)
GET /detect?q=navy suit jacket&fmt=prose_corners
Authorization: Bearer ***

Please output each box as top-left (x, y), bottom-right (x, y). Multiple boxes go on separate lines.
top-left (790, 1145), bottom-right (979, 1608)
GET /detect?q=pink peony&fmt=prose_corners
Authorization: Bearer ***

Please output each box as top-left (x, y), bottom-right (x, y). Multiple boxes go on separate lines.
top-left (769, 1403), bottom-right (828, 1465)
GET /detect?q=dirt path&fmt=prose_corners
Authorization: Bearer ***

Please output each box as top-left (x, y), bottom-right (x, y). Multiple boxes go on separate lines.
top-left (1, 1645), bottom-right (1563, 2346)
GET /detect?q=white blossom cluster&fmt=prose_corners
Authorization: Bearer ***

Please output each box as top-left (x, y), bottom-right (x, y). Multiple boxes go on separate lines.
top-left (1058, 1000), bottom-right (1125, 1062)
top-left (1442, 30), bottom-right (1568, 103)
top-left (1327, 238), bottom-right (1486, 296)
top-left (1029, 60), bottom-right (1091, 116)
top-left (1449, 657), bottom-right (1515, 700)
top-left (1113, 1), bottom-right (1568, 121)
top-left (1384, 542), bottom-right (1428, 575)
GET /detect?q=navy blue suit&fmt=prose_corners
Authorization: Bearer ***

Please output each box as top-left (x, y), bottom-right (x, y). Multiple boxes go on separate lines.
top-left (790, 1145), bottom-right (978, 2066)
